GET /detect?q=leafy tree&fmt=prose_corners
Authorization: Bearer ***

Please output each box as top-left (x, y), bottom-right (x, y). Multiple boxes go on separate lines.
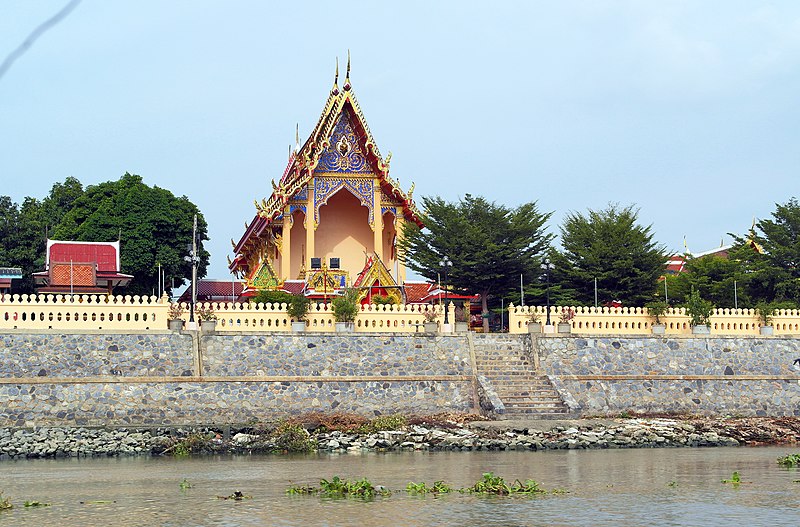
top-left (663, 245), bottom-right (754, 307)
top-left (54, 173), bottom-right (209, 296)
top-left (399, 194), bottom-right (553, 332)
top-left (731, 198), bottom-right (800, 305)
top-left (552, 204), bottom-right (667, 306)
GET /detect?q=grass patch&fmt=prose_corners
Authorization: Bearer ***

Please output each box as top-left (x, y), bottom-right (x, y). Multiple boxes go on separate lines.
top-left (271, 422), bottom-right (315, 453)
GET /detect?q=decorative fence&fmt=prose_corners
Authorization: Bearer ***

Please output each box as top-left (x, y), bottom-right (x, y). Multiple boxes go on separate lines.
top-left (0, 294), bottom-right (453, 333)
top-left (3, 294), bottom-right (800, 336)
top-left (199, 301), bottom-right (452, 333)
top-left (507, 304), bottom-right (800, 336)
top-left (0, 293), bottom-right (170, 331)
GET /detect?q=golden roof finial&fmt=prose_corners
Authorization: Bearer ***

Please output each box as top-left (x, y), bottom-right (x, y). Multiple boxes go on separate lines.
top-left (295, 123), bottom-right (300, 152)
top-left (344, 49), bottom-right (351, 90)
top-left (385, 151), bottom-right (392, 164)
top-left (333, 57), bottom-right (339, 91)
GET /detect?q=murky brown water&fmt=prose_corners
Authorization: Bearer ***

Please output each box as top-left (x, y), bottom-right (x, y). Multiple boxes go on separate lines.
top-left (1, 447), bottom-right (799, 526)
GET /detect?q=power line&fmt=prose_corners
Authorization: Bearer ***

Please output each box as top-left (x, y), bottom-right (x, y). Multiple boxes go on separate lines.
top-left (0, 0), bottom-right (82, 82)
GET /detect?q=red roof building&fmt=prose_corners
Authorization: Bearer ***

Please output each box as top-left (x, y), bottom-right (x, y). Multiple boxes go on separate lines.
top-left (33, 240), bottom-right (133, 295)
top-left (178, 279), bottom-right (245, 303)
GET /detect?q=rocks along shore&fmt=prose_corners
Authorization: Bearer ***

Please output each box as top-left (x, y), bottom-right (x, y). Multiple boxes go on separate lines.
top-left (2, 415), bottom-right (799, 460)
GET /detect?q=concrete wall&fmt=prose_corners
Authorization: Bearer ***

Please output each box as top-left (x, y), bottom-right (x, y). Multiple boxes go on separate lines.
top-left (0, 331), bottom-right (474, 427)
top-left (537, 336), bottom-right (800, 417)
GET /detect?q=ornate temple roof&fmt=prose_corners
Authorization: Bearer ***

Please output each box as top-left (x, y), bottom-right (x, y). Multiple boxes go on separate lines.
top-left (230, 57), bottom-right (422, 274)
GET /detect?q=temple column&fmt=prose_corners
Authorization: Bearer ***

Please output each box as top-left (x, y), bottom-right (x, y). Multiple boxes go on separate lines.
top-left (396, 218), bottom-right (407, 284)
top-left (373, 181), bottom-right (383, 261)
top-left (281, 206), bottom-right (291, 280)
top-left (306, 184), bottom-right (315, 270)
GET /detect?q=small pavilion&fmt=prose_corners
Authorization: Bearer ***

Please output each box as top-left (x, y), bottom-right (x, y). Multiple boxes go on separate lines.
top-left (33, 239), bottom-right (133, 295)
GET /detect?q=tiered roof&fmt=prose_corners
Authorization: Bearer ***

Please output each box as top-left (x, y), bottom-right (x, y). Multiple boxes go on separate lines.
top-left (230, 58), bottom-right (422, 277)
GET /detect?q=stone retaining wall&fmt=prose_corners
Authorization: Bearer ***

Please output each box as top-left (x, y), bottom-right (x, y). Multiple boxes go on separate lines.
top-left (536, 336), bottom-right (800, 416)
top-left (0, 331), bottom-right (474, 427)
top-left (202, 333), bottom-right (470, 377)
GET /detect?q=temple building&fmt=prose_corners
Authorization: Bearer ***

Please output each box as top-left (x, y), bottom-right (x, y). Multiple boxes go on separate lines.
top-left (229, 58), bottom-right (422, 302)
top-left (33, 239), bottom-right (132, 295)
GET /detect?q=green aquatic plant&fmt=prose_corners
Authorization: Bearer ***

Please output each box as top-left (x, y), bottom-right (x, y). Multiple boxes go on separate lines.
top-left (179, 479), bottom-right (193, 490)
top-left (217, 491), bottom-right (251, 501)
top-left (23, 501), bottom-right (50, 507)
top-left (405, 480), bottom-right (453, 495)
top-left (722, 471), bottom-right (741, 484)
top-left (286, 485), bottom-right (318, 495)
top-left (777, 454), bottom-right (800, 467)
top-left (465, 472), bottom-right (546, 495)
top-left (0, 491), bottom-right (12, 510)
top-left (319, 476), bottom-right (390, 498)
top-left (667, 481), bottom-right (678, 487)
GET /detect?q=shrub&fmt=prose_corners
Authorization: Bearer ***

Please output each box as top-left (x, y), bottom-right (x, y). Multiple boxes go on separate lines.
top-left (272, 422), bottom-right (315, 453)
top-left (287, 295), bottom-right (311, 322)
top-left (168, 303), bottom-right (184, 320)
top-left (360, 414), bottom-right (407, 434)
top-left (253, 290), bottom-right (294, 307)
top-left (195, 305), bottom-right (217, 321)
top-left (332, 288), bottom-right (360, 323)
top-left (371, 294), bottom-right (397, 306)
top-left (646, 301), bottom-right (668, 324)
top-left (684, 288), bottom-right (713, 327)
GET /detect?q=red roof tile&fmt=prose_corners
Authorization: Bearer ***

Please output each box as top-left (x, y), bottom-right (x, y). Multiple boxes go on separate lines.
top-left (47, 240), bottom-right (120, 272)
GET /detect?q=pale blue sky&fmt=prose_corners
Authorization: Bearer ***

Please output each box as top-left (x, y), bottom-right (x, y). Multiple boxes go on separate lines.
top-left (1, 1), bottom-right (799, 279)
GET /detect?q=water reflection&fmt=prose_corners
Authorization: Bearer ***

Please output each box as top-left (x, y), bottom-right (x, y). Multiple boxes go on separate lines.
top-left (1, 447), bottom-right (799, 526)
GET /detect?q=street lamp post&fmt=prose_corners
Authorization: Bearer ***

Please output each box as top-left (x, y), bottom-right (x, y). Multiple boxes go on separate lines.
top-left (541, 257), bottom-right (555, 326)
top-left (439, 256), bottom-right (453, 325)
top-left (184, 214), bottom-right (200, 323)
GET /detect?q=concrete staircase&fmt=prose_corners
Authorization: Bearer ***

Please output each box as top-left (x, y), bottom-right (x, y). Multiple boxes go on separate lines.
top-left (471, 334), bottom-right (572, 419)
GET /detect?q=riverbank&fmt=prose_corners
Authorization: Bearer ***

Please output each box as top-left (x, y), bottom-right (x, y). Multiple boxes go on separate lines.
top-left (3, 414), bottom-right (799, 460)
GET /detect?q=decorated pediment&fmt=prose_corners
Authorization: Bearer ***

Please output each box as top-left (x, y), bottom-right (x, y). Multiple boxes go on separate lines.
top-left (315, 109), bottom-right (372, 174)
top-left (248, 259), bottom-right (282, 290)
top-left (353, 254), bottom-right (402, 304)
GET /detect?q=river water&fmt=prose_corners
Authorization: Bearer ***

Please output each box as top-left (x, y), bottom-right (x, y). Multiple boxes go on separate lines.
top-left (1, 447), bottom-right (799, 526)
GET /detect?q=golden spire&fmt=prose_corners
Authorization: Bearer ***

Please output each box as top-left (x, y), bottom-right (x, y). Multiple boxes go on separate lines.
top-left (332, 57), bottom-right (339, 94)
top-left (295, 123), bottom-right (300, 152)
top-left (344, 50), bottom-right (351, 90)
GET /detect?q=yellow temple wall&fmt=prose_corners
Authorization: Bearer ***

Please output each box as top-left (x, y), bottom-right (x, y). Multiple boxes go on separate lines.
top-left (507, 304), bottom-right (800, 336)
top-left (3, 294), bottom-right (800, 336)
top-left (315, 190), bottom-right (374, 277)
top-left (289, 210), bottom-right (306, 279)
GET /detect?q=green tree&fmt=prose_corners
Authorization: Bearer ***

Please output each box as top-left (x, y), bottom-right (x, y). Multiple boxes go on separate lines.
top-left (54, 173), bottom-right (209, 296)
top-left (731, 198), bottom-right (800, 305)
top-left (552, 204), bottom-right (667, 306)
top-left (399, 194), bottom-right (553, 332)
top-left (664, 246), bottom-right (754, 307)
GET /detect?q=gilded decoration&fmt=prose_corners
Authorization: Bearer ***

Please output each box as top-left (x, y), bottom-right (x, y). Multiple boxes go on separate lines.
top-left (314, 177), bottom-right (374, 228)
top-left (306, 265), bottom-right (349, 294)
top-left (352, 255), bottom-right (402, 304)
top-left (316, 110), bottom-right (371, 173)
top-left (249, 259), bottom-right (282, 290)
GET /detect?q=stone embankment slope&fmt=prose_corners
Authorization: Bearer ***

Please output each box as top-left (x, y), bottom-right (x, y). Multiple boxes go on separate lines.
top-left (2, 416), bottom-right (799, 460)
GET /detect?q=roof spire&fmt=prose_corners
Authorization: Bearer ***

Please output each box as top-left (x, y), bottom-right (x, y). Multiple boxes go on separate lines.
top-left (332, 57), bottom-right (339, 94)
top-left (344, 49), bottom-right (351, 91)
top-left (295, 123), bottom-right (300, 152)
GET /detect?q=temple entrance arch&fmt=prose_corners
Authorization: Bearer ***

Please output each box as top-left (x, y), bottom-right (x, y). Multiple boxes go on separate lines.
top-left (316, 189), bottom-right (372, 274)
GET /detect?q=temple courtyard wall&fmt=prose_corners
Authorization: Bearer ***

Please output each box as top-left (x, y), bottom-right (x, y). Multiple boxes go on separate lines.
top-left (1, 331), bottom-right (799, 427)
